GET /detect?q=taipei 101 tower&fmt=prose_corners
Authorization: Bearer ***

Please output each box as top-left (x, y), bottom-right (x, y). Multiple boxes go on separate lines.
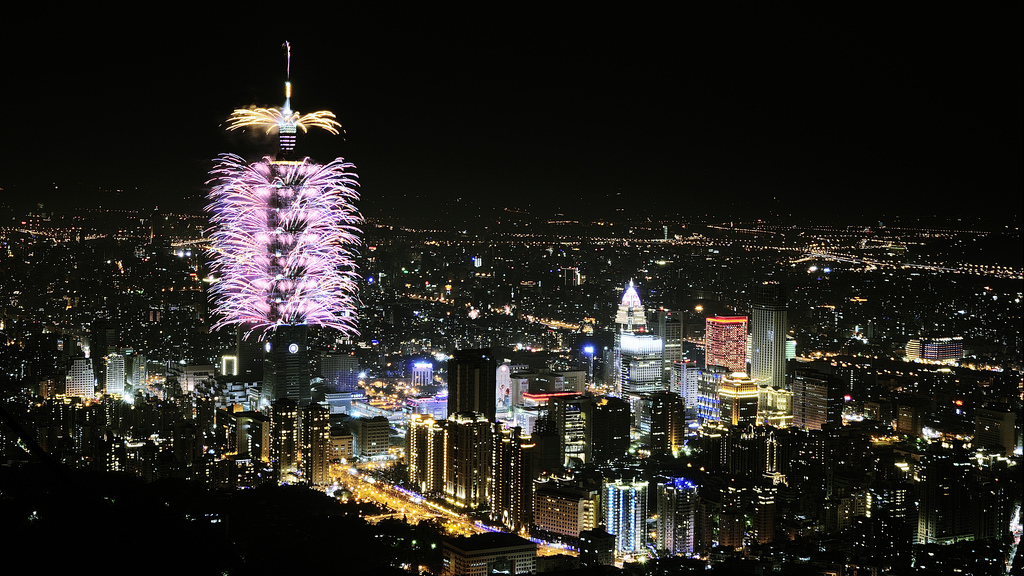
top-left (207, 42), bottom-right (362, 407)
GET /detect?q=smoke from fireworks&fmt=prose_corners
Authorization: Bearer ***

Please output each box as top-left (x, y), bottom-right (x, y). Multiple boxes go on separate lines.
top-left (206, 154), bottom-right (362, 338)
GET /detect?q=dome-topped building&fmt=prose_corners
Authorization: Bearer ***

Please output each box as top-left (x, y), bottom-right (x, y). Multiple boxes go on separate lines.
top-left (614, 281), bottom-right (647, 333)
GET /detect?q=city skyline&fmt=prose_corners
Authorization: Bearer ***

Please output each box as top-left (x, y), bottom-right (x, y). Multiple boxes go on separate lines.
top-left (3, 6), bottom-right (1021, 219)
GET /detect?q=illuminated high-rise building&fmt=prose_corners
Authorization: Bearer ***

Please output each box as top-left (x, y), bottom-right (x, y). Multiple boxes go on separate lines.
top-left (649, 390), bottom-right (685, 457)
top-left (444, 411), bottom-right (492, 510)
top-left (321, 350), bottom-right (360, 393)
top-left (656, 477), bottom-right (698, 556)
top-left (264, 325), bottom-right (311, 407)
top-left (533, 477), bottom-right (600, 542)
top-left (705, 316), bottom-right (748, 372)
top-left (718, 372), bottom-right (759, 427)
top-left (104, 353), bottom-right (126, 396)
top-left (603, 477), bottom-right (649, 554)
top-left (126, 351), bottom-right (147, 394)
top-left (207, 44), bottom-right (361, 408)
top-left (612, 282), bottom-right (663, 397)
top-left (270, 398), bottom-right (299, 482)
top-left (617, 333), bottom-right (663, 397)
top-left (490, 424), bottom-right (534, 531)
top-left (548, 394), bottom-right (594, 465)
top-left (749, 282), bottom-right (788, 389)
top-left (614, 281), bottom-right (647, 333)
top-left (66, 357), bottom-right (95, 398)
top-left (654, 309), bottom-right (683, 381)
top-left (411, 361), bottom-right (434, 387)
top-left (302, 402), bottom-right (330, 485)
top-left (407, 414), bottom-right (445, 495)
top-left (792, 369), bottom-right (843, 430)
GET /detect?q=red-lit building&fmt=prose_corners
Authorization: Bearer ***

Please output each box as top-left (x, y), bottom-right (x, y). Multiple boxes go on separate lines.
top-left (705, 316), bottom-right (748, 372)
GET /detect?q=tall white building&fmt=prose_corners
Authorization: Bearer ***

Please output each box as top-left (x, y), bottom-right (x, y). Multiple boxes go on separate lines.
top-left (127, 351), bottom-right (147, 393)
top-left (750, 282), bottom-right (788, 390)
top-left (612, 282), bottom-right (663, 397)
top-left (671, 360), bottom-right (701, 407)
top-left (66, 357), bottom-right (95, 398)
top-left (105, 353), bottom-right (126, 396)
top-left (618, 333), bottom-right (663, 396)
top-left (603, 478), bottom-right (649, 555)
top-left (411, 361), bottom-right (433, 387)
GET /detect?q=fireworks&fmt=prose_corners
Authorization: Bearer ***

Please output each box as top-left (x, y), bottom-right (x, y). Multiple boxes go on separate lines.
top-left (207, 43), bottom-right (362, 339)
top-left (206, 153), bottom-right (362, 338)
top-left (226, 107), bottom-right (342, 135)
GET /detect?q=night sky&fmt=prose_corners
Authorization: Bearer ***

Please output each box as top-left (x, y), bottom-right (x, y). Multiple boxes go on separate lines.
top-left (3, 7), bottom-right (1021, 219)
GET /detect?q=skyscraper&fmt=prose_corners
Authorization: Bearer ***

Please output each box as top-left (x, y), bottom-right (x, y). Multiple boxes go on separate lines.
top-left (302, 402), bottom-right (330, 485)
top-left (617, 333), bottom-right (663, 396)
top-left (270, 398), bottom-right (299, 482)
top-left (207, 45), bottom-right (361, 408)
top-left (490, 423), bottom-right (534, 531)
top-left (718, 372), bottom-right (758, 427)
top-left (705, 316), bottom-right (748, 372)
top-left (792, 369), bottom-right (844, 430)
top-left (548, 394), bottom-right (594, 465)
top-left (654, 309), bottom-right (683, 382)
top-left (264, 325), bottom-right (310, 406)
top-left (656, 477), bottom-right (698, 556)
top-left (749, 282), bottom-right (788, 389)
top-left (613, 282), bottom-right (663, 397)
top-left (321, 350), bottom-right (360, 393)
top-left (104, 353), bottom-right (125, 396)
top-left (603, 477), bottom-right (649, 554)
top-left (66, 357), bottom-right (95, 398)
top-left (444, 412), bottom-right (492, 510)
top-left (448, 349), bottom-right (497, 421)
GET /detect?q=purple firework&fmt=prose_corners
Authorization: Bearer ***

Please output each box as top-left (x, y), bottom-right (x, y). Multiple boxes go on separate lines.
top-left (206, 153), bottom-right (362, 339)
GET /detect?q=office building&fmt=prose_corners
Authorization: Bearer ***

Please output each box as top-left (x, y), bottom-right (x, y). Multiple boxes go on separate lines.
top-left (353, 415), bottom-right (390, 458)
top-left (695, 365), bottom-right (728, 423)
top-left (719, 372), bottom-right (758, 427)
top-left (490, 424), bottom-right (534, 531)
top-left (749, 281), bottom-right (788, 389)
top-left (705, 316), bottom-right (748, 372)
top-left (671, 359), bottom-right (700, 407)
top-left (104, 353), bottom-right (126, 396)
top-left (654, 309), bottom-right (683, 382)
top-left (548, 394), bottom-right (594, 465)
top-left (974, 408), bottom-right (1016, 457)
top-left (448, 349), bottom-right (497, 421)
top-left (66, 357), bottom-right (96, 398)
top-left (533, 477), bottom-right (600, 542)
top-left (649, 390), bottom-right (686, 457)
top-left (617, 333), bottom-right (664, 396)
top-left (792, 370), bottom-right (844, 430)
top-left (321, 351), bottom-right (360, 393)
top-left (410, 361), bottom-right (433, 387)
top-left (264, 324), bottom-right (311, 406)
top-left (444, 411), bottom-right (492, 510)
top-left (592, 396), bottom-right (630, 463)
